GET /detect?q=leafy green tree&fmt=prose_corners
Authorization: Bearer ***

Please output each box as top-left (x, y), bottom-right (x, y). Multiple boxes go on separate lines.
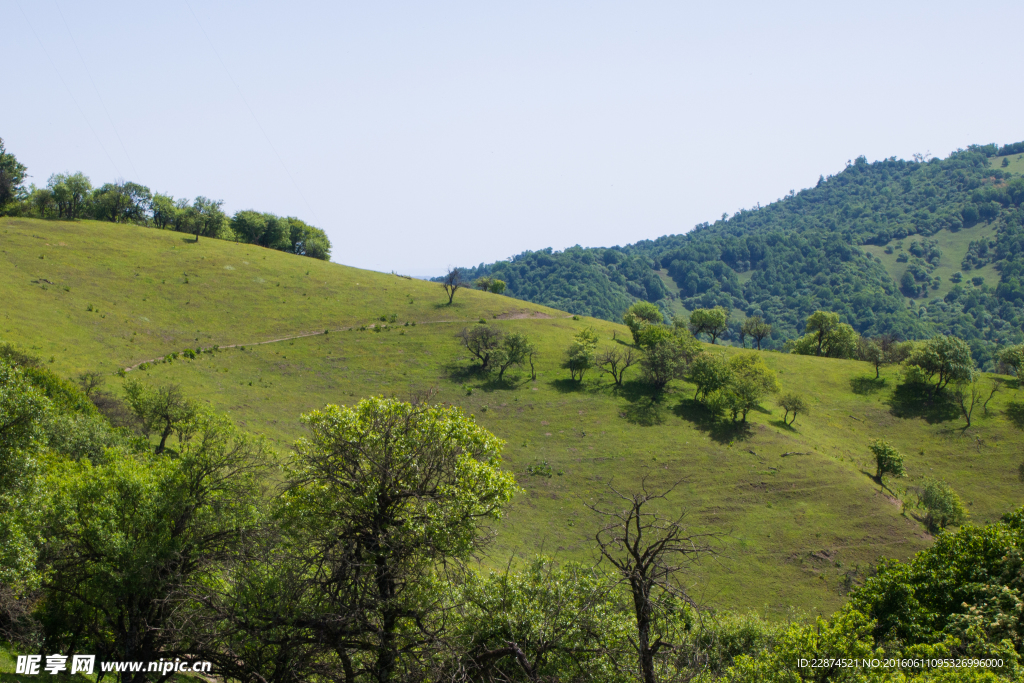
top-left (487, 278), bottom-right (507, 294)
top-left (0, 360), bottom-right (50, 588)
top-left (122, 378), bottom-right (200, 454)
top-left (287, 218), bottom-right (332, 260)
top-left (451, 558), bottom-right (628, 682)
top-left (458, 326), bottom-right (504, 370)
top-left (91, 181), bottom-right (152, 223)
top-left (47, 172), bottom-right (92, 220)
top-left (187, 196), bottom-right (228, 241)
top-left (869, 439), bottom-right (906, 483)
top-left (622, 301), bottom-right (664, 345)
top-left (280, 397), bottom-right (518, 683)
top-left (999, 343), bottom-right (1024, 379)
top-left (857, 334), bottom-right (912, 378)
top-left (493, 331), bottom-right (535, 381)
top-left (151, 192), bottom-right (179, 229)
top-left (777, 393), bottom-right (807, 425)
top-left (918, 479), bottom-right (968, 531)
top-left (688, 352), bottom-right (733, 402)
top-left (740, 316), bottom-right (772, 350)
top-left (38, 412), bottom-right (271, 679)
top-left (723, 353), bottom-right (779, 422)
top-left (0, 137), bottom-right (28, 210)
top-left (907, 334), bottom-right (975, 392)
top-left (563, 327), bottom-right (599, 382)
top-left (796, 310), bottom-right (860, 358)
top-left (688, 307), bottom-right (728, 344)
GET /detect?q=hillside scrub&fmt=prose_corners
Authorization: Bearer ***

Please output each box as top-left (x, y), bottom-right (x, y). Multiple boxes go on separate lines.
top-left (442, 143), bottom-right (1024, 368)
top-left (4, 361), bottom-right (1024, 681)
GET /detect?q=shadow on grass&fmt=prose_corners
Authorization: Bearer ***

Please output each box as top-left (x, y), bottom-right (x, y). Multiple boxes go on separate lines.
top-left (672, 397), bottom-right (753, 444)
top-left (443, 362), bottom-right (488, 384)
top-left (886, 382), bottom-right (959, 423)
top-left (616, 380), bottom-right (667, 426)
top-left (769, 419), bottom-right (797, 432)
top-left (1006, 401), bottom-right (1024, 431)
top-left (850, 376), bottom-right (887, 395)
top-left (550, 378), bottom-right (586, 394)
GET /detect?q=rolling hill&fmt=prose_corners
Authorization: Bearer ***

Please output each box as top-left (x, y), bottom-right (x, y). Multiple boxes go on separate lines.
top-left (4, 215), bottom-right (1023, 619)
top-left (441, 143), bottom-right (1024, 369)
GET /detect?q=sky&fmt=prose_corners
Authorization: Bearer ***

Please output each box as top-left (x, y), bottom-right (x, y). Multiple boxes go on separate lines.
top-left (6, 1), bottom-right (1024, 276)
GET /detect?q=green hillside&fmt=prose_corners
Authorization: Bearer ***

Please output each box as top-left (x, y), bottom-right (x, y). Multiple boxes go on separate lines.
top-left (4, 216), bottom-right (1024, 620)
top-left (444, 143), bottom-right (1024, 369)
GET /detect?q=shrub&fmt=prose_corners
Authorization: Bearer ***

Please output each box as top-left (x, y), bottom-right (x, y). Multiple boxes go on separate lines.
top-left (777, 393), bottom-right (807, 425)
top-left (869, 439), bottom-right (906, 482)
top-left (918, 479), bottom-right (968, 530)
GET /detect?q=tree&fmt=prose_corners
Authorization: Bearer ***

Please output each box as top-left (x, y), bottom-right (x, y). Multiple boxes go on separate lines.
top-left (494, 331), bottom-right (535, 381)
top-left (777, 393), bottom-right (807, 425)
top-left (563, 327), bottom-right (599, 382)
top-left (857, 334), bottom-right (913, 378)
top-left (688, 352), bottom-right (733, 402)
top-left (0, 360), bottom-right (50, 588)
top-left (487, 279), bottom-right (506, 294)
top-left (47, 172), bottom-right (92, 220)
top-left (586, 480), bottom-right (717, 683)
top-left (187, 196), bottom-right (227, 242)
top-left (443, 267), bottom-right (464, 304)
top-left (800, 310), bottom-right (862, 358)
top-left (907, 334), bottom-right (974, 392)
top-left (918, 479), bottom-right (968, 531)
top-left (723, 352), bottom-right (779, 422)
top-left (122, 378), bottom-right (200, 454)
top-left (458, 326), bottom-right (505, 370)
top-left (639, 329), bottom-right (701, 391)
top-left (998, 343), bottom-right (1024, 379)
top-left (869, 439), bottom-right (906, 484)
top-left (38, 412), bottom-right (270, 683)
top-left (91, 181), bottom-right (152, 223)
top-left (688, 307), bottom-right (728, 344)
top-left (280, 397), bottom-right (517, 683)
top-left (0, 137), bottom-right (28, 211)
top-left (151, 193), bottom-right (179, 229)
top-left (622, 302), bottom-right (663, 345)
top-left (740, 316), bottom-right (772, 350)
top-left (287, 218), bottom-right (332, 260)
top-left (952, 378), bottom-right (989, 429)
top-left (597, 347), bottom-right (637, 387)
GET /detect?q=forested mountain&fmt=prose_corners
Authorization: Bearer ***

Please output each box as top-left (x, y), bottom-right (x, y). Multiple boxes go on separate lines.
top-left (442, 143), bottom-right (1024, 368)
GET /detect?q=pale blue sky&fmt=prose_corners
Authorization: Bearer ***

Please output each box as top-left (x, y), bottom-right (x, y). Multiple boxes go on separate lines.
top-left (6, 1), bottom-right (1023, 274)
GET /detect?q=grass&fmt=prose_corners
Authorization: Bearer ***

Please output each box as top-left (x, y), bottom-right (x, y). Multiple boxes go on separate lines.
top-left (861, 221), bottom-right (1000, 299)
top-left (4, 217), bottom-right (1024, 621)
top-left (990, 152), bottom-right (1024, 175)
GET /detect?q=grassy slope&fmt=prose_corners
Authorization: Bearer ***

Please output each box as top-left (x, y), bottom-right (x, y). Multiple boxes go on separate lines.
top-left (4, 217), bottom-right (1023, 619)
top-left (861, 221), bottom-right (1001, 299)
top-left (991, 152), bottom-right (1024, 175)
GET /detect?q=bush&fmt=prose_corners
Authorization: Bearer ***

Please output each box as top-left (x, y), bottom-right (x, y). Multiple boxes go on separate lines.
top-left (869, 439), bottom-right (906, 482)
top-left (918, 479), bottom-right (968, 530)
top-left (777, 393), bottom-right (807, 425)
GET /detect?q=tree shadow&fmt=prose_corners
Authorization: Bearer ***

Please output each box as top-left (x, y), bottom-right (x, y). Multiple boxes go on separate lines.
top-left (443, 362), bottom-right (487, 384)
top-left (616, 380), bottom-right (667, 426)
top-left (549, 378), bottom-right (586, 394)
top-left (886, 382), bottom-right (959, 423)
top-left (850, 376), bottom-right (887, 395)
top-left (672, 398), bottom-right (753, 444)
top-left (1006, 401), bottom-right (1024, 431)
top-left (769, 419), bottom-right (796, 432)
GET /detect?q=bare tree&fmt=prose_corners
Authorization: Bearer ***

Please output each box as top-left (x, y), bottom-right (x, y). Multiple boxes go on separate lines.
top-left (76, 371), bottom-right (104, 398)
top-left (587, 480), bottom-right (718, 683)
top-left (442, 267), bottom-right (464, 304)
top-left (597, 347), bottom-right (637, 387)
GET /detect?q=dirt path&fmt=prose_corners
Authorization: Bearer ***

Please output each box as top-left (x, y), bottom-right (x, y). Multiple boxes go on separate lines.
top-left (122, 313), bottom-right (572, 372)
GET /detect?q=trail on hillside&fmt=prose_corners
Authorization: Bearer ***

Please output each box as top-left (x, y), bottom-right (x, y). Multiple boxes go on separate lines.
top-left (123, 313), bottom-right (570, 372)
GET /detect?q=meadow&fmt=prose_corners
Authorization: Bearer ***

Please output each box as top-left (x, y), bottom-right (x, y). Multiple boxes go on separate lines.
top-left (3, 216), bottom-right (1023, 617)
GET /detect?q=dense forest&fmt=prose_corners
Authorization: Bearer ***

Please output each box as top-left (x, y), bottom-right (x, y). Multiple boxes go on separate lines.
top-left (0, 138), bottom-right (331, 260)
top-left (443, 143), bottom-right (1024, 368)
